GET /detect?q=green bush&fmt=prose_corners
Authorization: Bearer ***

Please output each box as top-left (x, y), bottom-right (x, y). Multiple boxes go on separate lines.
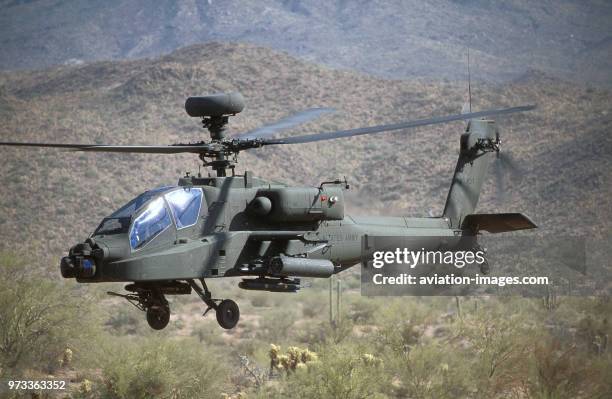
top-left (97, 336), bottom-right (229, 399)
top-left (527, 338), bottom-right (609, 399)
top-left (0, 252), bottom-right (98, 376)
top-left (388, 341), bottom-right (474, 399)
top-left (191, 323), bottom-right (226, 346)
top-left (347, 296), bottom-right (379, 324)
top-left (262, 343), bottom-right (389, 399)
top-left (300, 291), bottom-right (327, 319)
top-left (297, 318), bottom-right (354, 346)
top-left (105, 306), bottom-right (143, 335)
top-left (257, 307), bottom-right (297, 343)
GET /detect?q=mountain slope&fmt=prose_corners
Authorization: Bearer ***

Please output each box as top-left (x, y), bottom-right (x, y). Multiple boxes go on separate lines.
top-left (0, 42), bottom-right (610, 264)
top-left (1, 0), bottom-right (611, 85)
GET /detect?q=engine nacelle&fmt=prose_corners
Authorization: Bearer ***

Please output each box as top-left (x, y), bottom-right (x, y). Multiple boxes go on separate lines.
top-left (248, 186), bottom-right (344, 222)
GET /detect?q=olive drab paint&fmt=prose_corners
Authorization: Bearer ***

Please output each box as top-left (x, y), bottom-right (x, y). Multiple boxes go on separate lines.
top-left (0, 93), bottom-right (537, 330)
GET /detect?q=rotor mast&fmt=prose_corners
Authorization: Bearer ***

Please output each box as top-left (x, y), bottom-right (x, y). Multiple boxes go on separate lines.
top-left (185, 93), bottom-right (246, 177)
top-left (200, 115), bottom-right (233, 177)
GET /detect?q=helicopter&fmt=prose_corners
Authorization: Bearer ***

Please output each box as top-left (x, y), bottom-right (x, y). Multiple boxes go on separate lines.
top-left (0, 92), bottom-right (536, 330)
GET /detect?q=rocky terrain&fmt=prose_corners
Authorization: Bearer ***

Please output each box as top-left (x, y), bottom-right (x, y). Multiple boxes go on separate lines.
top-left (1, 0), bottom-right (611, 85)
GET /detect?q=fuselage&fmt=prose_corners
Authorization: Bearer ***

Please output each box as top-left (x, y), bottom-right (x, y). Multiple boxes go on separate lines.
top-left (77, 173), bottom-right (461, 283)
top-left (60, 118), bottom-right (518, 284)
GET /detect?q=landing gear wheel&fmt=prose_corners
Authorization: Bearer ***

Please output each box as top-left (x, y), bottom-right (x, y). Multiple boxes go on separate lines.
top-left (146, 306), bottom-right (170, 330)
top-left (216, 299), bottom-right (240, 329)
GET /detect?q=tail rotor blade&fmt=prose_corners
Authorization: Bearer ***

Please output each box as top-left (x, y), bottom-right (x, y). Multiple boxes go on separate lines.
top-left (491, 150), bottom-right (523, 204)
top-left (498, 152), bottom-right (522, 178)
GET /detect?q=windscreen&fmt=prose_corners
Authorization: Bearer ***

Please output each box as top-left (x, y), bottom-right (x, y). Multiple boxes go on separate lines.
top-left (93, 186), bottom-right (173, 236)
top-left (129, 197), bottom-right (172, 250)
top-left (164, 188), bottom-right (203, 229)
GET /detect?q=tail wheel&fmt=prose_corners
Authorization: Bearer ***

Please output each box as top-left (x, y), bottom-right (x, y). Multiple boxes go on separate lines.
top-left (216, 299), bottom-right (240, 329)
top-left (146, 305), bottom-right (170, 330)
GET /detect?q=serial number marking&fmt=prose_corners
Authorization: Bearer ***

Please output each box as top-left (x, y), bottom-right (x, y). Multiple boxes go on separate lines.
top-left (5, 380), bottom-right (67, 391)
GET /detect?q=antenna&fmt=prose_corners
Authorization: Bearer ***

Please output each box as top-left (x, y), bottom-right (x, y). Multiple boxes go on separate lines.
top-left (467, 48), bottom-right (472, 113)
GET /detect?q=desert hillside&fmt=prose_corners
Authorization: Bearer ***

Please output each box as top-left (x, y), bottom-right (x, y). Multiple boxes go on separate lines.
top-left (1, 0), bottom-right (611, 85)
top-left (0, 42), bottom-right (611, 399)
top-left (0, 42), bottom-right (610, 264)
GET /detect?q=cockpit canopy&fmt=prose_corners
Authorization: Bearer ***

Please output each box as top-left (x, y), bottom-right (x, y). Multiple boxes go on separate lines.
top-left (93, 186), bottom-right (204, 250)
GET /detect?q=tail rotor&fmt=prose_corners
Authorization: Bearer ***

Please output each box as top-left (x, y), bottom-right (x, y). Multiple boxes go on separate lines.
top-left (491, 128), bottom-right (523, 204)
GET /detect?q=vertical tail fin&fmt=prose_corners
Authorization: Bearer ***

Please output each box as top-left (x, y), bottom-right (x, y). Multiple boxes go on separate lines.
top-left (443, 119), bottom-right (497, 228)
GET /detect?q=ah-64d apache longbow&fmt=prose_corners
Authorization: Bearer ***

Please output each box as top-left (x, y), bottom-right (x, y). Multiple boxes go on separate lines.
top-left (0, 93), bottom-right (536, 330)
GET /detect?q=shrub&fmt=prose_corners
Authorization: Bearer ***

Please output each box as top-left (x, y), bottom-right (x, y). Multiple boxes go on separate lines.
top-left (257, 308), bottom-right (297, 343)
top-left (0, 252), bottom-right (97, 376)
top-left (450, 309), bottom-right (534, 397)
top-left (297, 318), bottom-right (354, 346)
top-left (97, 336), bottom-right (229, 399)
top-left (388, 341), bottom-right (473, 399)
top-left (527, 338), bottom-right (605, 399)
top-left (269, 344), bottom-right (318, 373)
top-left (105, 306), bottom-right (143, 335)
top-left (347, 296), bottom-right (379, 324)
top-left (266, 343), bottom-right (389, 399)
top-left (300, 292), bottom-right (327, 319)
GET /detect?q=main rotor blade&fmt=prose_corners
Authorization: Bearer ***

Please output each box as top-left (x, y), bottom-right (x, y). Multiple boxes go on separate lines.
top-left (235, 107), bottom-right (335, 140)
top-left (0, 142), bottom-right (208, 154)
top-left (263, 105), bottom-right (536, 145)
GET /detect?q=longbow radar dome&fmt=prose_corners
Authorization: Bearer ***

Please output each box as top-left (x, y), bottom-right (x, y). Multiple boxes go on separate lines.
top-left (185, 92), bottom-right (245, 117)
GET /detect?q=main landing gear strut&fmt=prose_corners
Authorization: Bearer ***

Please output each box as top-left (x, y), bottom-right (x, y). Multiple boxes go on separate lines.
top-left (107, 279), bottom-right (240, 330)
top-left (188, 279), bottom-right (240, 330)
